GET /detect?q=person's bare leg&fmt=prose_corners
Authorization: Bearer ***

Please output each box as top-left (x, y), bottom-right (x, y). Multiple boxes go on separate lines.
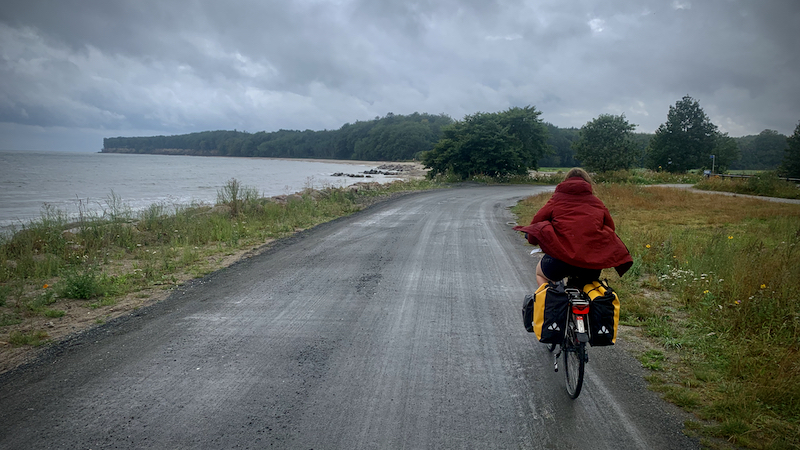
top-left (536, 260), bottom-right (550, 286)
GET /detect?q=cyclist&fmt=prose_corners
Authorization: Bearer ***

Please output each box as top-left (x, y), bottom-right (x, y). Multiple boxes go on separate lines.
top-left (514, 168), bottom-right (633, 286)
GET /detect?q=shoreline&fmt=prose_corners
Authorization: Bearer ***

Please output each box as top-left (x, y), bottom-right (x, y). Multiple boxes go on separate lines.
top-left (97, 149), bottom-right (419, 168)
top-left (0, 153), bottom-right (429, 230)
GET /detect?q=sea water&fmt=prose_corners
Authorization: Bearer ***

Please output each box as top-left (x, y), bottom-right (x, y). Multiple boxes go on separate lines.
top-left (0, 150), bottom-right (391, 229)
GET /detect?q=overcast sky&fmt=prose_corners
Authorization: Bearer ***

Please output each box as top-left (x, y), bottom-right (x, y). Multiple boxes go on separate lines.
top-left (1, 0), bottom-right (798, 152)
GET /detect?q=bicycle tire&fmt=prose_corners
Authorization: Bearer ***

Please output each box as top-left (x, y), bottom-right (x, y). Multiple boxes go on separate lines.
top-left (564, 330), bottom-right (586, 399)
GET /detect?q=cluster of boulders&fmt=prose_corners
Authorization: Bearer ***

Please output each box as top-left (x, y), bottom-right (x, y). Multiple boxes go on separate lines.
top-left (266, 181), bottom-right (394, 204)
top-left (375, 164), bottom-right (410, 172)
top-left (265, 193), bottom-right (305, 205)
top-left (363, 169), bottom-right (399, 175)
top-left (331, 170), bottom-right (401, 177)
top-left (332, 164), bottom-right (413, 178)
top-left (331, 172), bottom-right (376, 178)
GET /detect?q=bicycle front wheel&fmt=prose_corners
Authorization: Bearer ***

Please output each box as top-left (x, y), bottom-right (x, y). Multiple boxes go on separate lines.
top-left (564, 339), bottom-right (586, 399)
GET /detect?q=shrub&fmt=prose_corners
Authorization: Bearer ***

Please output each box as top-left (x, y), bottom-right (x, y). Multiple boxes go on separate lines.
top-left (9, 330), bottom-right (49, 347)
top-left (57, 267), bottom-right (112, 299)
top-left (217, 178), bottom-right (260, 216)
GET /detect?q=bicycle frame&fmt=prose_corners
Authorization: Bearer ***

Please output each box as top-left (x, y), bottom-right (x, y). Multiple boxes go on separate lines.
top-left (551, 286), bottom-right (590, 399)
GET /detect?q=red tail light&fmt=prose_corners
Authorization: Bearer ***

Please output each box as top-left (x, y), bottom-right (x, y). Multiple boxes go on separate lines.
top-left (572, 304), bottom-right (589, 314)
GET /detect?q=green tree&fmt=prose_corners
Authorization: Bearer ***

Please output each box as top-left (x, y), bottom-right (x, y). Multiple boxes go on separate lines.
top-left (539, 124), bottom-right (578, 168)
top-left (780, 122), bottom-right (800, 177)
top-left (709, 133), bottom-right (740, 173)
top-left (499, 106), bottom-right (550, 169)
top-left (751, 129), bottom-right (789, 169)
top-left (646, 95), bottom-right (718, 172)
top-left (571, 114), bottom-right (639, 172)
top-left (422, 106), bottom-right (548, 179)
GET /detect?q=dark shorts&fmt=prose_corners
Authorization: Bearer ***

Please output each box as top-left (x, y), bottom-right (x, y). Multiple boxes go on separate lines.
top-left (540, 254), bottom-right (601, 284)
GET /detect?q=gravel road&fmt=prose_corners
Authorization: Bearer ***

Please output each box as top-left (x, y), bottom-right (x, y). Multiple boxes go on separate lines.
top-left (0, 185), bottom-right (698, 449)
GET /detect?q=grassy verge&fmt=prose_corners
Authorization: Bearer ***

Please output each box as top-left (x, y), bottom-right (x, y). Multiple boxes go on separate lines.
top-left (0, 178), bottom-right (441, 368)
top-left (694, 172), bottom-right (800, 200)
top-left (513, 184), bottom-right (800, 449)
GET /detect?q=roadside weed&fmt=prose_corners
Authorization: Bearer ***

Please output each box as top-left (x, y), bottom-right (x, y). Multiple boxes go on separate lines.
top-left (57, 266), bottom-right (114, 299)
top-left (638, 349), bottom-right (666, 371)
top-left (9, 330), bottom-right (49, 347)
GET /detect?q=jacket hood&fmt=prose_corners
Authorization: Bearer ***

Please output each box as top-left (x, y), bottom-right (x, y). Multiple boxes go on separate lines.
top-left (555, 177), bottom-right (593, 196)
top-left (513, 174), bottom-right (633, 276)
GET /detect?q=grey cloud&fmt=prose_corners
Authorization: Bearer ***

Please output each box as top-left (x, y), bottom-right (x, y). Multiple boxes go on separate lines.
top-left (0, 0), bottom-right (798, 152)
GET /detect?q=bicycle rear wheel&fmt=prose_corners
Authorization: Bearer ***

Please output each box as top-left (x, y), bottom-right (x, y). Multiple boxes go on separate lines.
top-left (563, 332), bottom-right (586, 399)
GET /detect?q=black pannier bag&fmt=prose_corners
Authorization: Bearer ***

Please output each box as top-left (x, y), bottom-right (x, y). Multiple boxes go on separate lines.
top-left (582, 280), bottom-right (620, 346)
top-left (521, 294), bottom-right (535, 332)
top-left (522, 282), bottom-right (569, 343)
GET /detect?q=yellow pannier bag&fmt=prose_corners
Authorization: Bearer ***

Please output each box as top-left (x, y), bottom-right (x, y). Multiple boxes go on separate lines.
top-left (523, 282), bottom-right (569, 343)
top-left (582, 280), bottom-right (620, 346)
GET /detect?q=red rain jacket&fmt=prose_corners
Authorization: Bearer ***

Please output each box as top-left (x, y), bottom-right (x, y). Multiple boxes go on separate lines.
top-left (513, 177), bottom-right (633, 276)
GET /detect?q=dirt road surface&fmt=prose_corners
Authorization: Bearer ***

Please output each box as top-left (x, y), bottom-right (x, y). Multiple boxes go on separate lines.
top-left (0, 185), bottom-right (698, 449)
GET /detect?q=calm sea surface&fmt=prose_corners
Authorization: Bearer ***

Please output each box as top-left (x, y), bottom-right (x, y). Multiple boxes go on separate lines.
top-left (0, 150), bottom-right (390, 229)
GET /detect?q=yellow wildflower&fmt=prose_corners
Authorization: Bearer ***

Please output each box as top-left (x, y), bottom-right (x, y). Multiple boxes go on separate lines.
top-left (760, 284), bottom-right (766, 289)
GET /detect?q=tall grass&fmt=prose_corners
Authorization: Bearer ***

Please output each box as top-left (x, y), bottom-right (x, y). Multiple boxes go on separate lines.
top-left (216, 178), bottom-right (261, 216)
top-left (694, 172), bottom-right (800, 199)
top-left (594, 169), bottom-right (703, 185)
top-left (513, 185), bottom-right (800, 449)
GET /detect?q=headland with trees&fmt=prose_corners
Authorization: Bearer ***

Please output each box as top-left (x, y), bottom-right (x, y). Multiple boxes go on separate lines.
top-left (102, 96), bottom-right (800, 184)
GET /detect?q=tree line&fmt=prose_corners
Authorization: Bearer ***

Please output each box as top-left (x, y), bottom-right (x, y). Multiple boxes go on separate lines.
top-left (569, 96), bottom-right (798, 176)
top-left (103, 101), bottom-right (800, 178)
top-left (104, 112), bottom-right (454, 162)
